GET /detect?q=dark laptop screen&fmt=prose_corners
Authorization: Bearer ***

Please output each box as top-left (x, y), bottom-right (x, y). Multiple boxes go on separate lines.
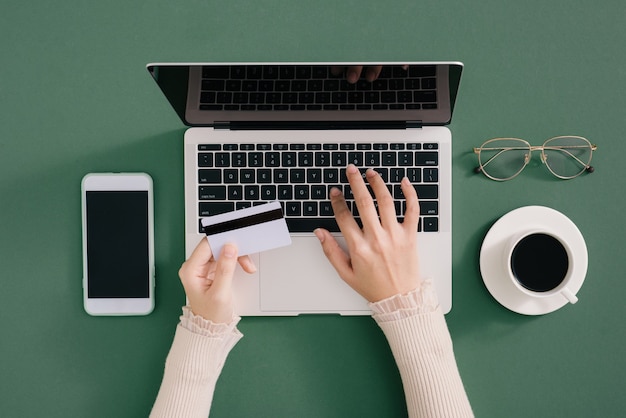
top-left (147, 63), bottom-right (462, 128)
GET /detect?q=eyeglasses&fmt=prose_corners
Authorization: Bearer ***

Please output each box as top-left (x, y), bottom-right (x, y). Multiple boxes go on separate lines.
top-left (473, 136), bottom-right (597, 181)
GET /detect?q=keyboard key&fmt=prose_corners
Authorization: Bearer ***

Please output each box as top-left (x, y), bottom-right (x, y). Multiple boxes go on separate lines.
top-left (215, 153), bottom-right (229, 167)
top-left (278, 185), bottom-right (293, 200)
top-left (295, 185), bottom-right (309, 200)
top-left (257, 169), bottom-right (272, 183)
top-left (261, 185), bottom-right (277, 200)
top-left (311, 185), bottom-right (326, 199)
top-left (348, 151), bottom-right (363, 166)
top-left (423, 217), bottom-right (439, 232)
top-left (320, 201), bottom-right (334, 216)
top-left (199, 186), bottom-right (226, 200)
top-left (382, 152), bottom-right (397, 166)
top-left (290, 169), bottom-right (306, 183)
top-left (398, 151), bottom-right (413, 166)
top-left (315, 152), bottom-right (331, 166)
top-left (287, 217), bottom-right (338, 233)
top-left (307, 168), bottom-right (322, 183)
top-left (240, 169), bottom-right (255, 183)
top-left (419, 201), bottom-right (438, 215)
top-left (415, 151), bottom-right (439, 166)
top-left (244, 185), bottom-right (260, 200)
top-left (323, 168), bottom-right (339, 182)
top-left (299, 152), bottom-right (314, 166)
top-left (198, 153), bottom-right (213, 167)
top-left (394, 184), bottom-right (438, 200)
top-left (331, 151), bottom-right (347, 166)
top-left (303, 202), bottom-right (318, 216)
top-left (199, 169), bottom-right (221, 183)
top-left (407, 168), bottom-right (421, 182)
top-left (228, 185), bottom-right (243, 200)
top-left (199, 202), bottom-right (233, 216)
top-left (285, 201), bottom-right (301, 216)
top-left (232, 152), bottom-right (246, 167)
top-left (274, 169), bottom-right (289, 183)
top-left (224, 169), bottom-right (238, 183)
top-left (423, 168), bottom-right (438, 182)
top-left (365, 152), bottom-right (380, 166)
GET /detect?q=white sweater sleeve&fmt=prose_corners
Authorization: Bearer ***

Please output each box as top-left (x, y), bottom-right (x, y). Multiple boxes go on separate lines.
top-left (370, 280), bottom-right (474, 418)
top-left (150, 307), bottom-right (243, 418)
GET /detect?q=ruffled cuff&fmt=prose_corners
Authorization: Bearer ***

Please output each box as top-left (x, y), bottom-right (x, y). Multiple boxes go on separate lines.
top-left (369, 279), bottom-right (440, 323)
top-left (179, 306), bottom-right (242, 338)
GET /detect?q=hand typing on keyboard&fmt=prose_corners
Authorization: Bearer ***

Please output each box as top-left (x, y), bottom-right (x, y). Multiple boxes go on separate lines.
top-left (314, 164), bottom-right (422, 303)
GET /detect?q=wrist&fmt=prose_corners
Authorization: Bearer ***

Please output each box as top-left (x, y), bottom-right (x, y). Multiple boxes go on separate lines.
top-left (180, 306), bottom-right (241, 337)
top-left (369, 279), bottom-right (439, 322)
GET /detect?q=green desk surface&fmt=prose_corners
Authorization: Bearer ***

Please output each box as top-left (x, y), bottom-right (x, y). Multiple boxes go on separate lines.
top-left (1, 1), bottom-right (624, 417)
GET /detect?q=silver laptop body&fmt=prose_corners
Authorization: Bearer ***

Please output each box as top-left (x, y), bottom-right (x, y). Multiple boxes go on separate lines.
top-left (148, 61), bottom-right (463, 315)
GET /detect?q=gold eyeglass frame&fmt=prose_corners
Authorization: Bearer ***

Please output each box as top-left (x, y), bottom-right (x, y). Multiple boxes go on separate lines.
top-left (473, 136), bottom-right (597, 181)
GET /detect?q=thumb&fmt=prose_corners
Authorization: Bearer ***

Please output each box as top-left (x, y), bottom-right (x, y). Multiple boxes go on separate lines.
top-left (314, 229), bottom-right (354, 282)
top-left (210, 243), bottom-right (239, 295)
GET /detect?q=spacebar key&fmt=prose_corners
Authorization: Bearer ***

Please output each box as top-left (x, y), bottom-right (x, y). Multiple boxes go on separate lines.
top-left (286, 218), bottom-right (339, 233)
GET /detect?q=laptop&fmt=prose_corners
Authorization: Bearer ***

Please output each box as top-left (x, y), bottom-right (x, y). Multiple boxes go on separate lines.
top-left (147, 62), bottom-right (463, 315)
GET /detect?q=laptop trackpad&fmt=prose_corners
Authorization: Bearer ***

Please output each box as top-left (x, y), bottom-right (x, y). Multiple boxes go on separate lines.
top-left (259, 236), bottom-right (370, 314)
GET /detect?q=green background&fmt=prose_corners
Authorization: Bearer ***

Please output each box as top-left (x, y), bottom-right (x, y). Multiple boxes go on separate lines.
top-left (1, 1), bottom-right (624, 417)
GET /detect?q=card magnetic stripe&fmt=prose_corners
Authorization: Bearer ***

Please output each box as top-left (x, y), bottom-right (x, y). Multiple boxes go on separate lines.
top-left (203, 208), bottom-right (284, 236)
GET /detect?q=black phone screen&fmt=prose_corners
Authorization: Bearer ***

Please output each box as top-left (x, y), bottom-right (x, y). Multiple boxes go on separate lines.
top-left (85, 191), bottom-right (149, 298)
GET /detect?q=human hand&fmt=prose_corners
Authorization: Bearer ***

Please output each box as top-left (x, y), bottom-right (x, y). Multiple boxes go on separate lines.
top-left (314, 164), bottom-right (421, 302)
top-left (178, 239), bottom-right (256, 323)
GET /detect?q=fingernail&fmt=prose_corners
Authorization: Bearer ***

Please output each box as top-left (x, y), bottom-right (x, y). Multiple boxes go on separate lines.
top-left (347, 164), bottom-right (358, 173)
top-left (366, 168), bottom-right (378, 178)
top-left (313, 228), bottom-right (325, 243)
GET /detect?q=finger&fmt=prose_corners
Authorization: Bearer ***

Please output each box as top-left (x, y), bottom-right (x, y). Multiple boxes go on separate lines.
top-left (346, 66), bottom-right (363, 83)
top-left (400, 177), bottom-right (420, 229)
top-left (210, 243), bottom-right (239, 295)
top-left (365, 66), bottom-right (383, 82)
top-left (188, 237), bottom-right (214, 266)
top-left (179, 238), bottom-right (214, 282)
top-left (346, 164), bottom-right (379, 230)
top-left (329, 186), bottom-right (361, 239)
top-left (314, 228), bottom-right (354, 283)
top-left (330, 66), bottom-right (344, 77)
top-left (365, 169), bottom-right (397, 227)
top-left (238, 255), bottom-right (257, 274)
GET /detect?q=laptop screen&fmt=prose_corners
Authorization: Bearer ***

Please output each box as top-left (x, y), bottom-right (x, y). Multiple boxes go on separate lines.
top-left (147, 62), bottom-right (463, 128)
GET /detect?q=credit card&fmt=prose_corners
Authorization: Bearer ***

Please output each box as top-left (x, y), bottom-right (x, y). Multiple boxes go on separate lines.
top-left (201, 201), bottom-right (291, 259)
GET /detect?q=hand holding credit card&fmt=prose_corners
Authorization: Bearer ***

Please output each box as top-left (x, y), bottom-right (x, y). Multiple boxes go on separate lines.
top-left (201, 201), bottom-right (292, 259)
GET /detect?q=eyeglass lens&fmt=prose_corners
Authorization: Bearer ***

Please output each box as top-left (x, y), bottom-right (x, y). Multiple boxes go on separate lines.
top-left (542, 136), bottom-right (593, 179)
top-left (477, 138), bottom-right (529, 180)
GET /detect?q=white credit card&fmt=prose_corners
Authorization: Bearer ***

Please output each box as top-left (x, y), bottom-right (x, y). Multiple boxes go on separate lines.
top-left (201, 201), bottom-right (292, 259)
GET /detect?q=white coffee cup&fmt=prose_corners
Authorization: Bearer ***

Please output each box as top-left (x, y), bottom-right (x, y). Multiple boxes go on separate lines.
top-left (504, 229), bottom-right (579, 304)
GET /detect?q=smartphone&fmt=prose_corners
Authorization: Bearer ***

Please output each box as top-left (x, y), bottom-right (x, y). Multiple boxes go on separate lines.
top-left (81, 173), bottom-right (155, 315)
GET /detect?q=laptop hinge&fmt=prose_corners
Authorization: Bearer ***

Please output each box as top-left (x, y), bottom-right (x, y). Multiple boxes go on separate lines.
top-left (406, 120), bottom-right (423, 129)
top-left (213, 121), bottom-right (231, 130)
top-left (212, 120), bottom-right (423, 130)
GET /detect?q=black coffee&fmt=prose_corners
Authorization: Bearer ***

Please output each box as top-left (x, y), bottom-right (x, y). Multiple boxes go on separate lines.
top-left (510, 233), bottom-right (569, 292)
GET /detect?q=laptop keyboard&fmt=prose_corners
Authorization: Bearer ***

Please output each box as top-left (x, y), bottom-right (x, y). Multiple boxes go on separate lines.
top-left (198, 65), bottom-right (438, 111)
top-left (197, 142), bottom-right (439, 233)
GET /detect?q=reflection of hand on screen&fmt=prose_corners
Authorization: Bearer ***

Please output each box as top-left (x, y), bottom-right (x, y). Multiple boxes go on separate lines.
top-left (330, 65), bottom-right (409, 83)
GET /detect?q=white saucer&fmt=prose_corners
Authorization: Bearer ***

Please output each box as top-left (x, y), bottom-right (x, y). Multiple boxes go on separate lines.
top-left (479, 206), bottom-right (588, 315)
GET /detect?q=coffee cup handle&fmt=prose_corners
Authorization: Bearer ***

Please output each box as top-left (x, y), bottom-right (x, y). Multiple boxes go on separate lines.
top-left (561, 287), bottom-right (578, 304)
